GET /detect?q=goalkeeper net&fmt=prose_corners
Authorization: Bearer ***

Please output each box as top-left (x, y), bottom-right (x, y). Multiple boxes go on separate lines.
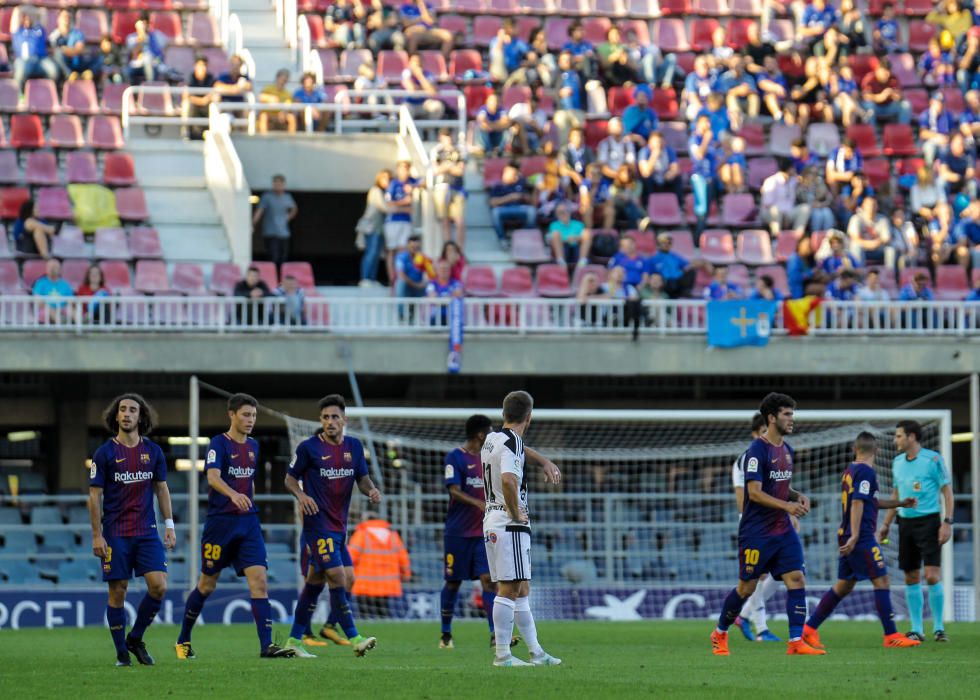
top-left (279, 408), bottom-right (957, 620)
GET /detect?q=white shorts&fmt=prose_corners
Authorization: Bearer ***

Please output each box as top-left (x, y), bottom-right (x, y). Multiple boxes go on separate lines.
top-left (732, 460), bottom-right (744, 488)
top-left (484, 524), bottom-right (532, 582)
top-left (384, 220), bottom-right (413, 249)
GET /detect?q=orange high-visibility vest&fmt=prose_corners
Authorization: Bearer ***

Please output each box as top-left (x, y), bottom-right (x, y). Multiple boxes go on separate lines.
top-left (348, 519), bottom-right (412, 597)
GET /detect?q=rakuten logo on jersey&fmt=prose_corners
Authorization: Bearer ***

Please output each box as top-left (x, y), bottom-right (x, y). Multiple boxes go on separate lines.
top-left (769, 470), bottom-right (793, 480)
top-left (114, 471), bottom-right (154, 484)
top-left (228, 466), bottom-right (255, 479)
top-left (319, 467), bottom-right (355, 479)
top-left (465, 476), bottom-right (484, 489)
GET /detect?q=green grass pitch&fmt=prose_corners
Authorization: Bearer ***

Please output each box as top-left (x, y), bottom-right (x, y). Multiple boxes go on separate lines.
top-left (1, 621), bottom-right (978, 699)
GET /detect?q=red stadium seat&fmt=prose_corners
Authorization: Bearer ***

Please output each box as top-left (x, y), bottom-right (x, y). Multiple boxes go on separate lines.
top-left (129, 227), bottom-right (164, 259)
top-left (472, 16), bottom-right (503, 47)
top-left (1, 187), bottom-right (30, 219)
top-left (515, 17), bottom-right (542, 42)
top-left (111, 11), bottom-right (140, 44)
top-left (698, 229), bottom-right (736, 264)
top-left (725, 18), bottom-right (753, 49)
top-left (462, 265), bottom-right (498, 296)
top-left (647, 193), bottom-right (684, 227)
top-left (572, 264), bottom-right (609, 290)
top-left (907, 20), bottom-right (936, 53)
top-left (511, 229), bottom-right (551, 265)
top-left (544, 18), bottom-right (572, 51)
top-left (690, 18), bottom-right (720, 53)
top-left (438, 14), bottom-right (468, 41)
top-left (942, 86), bottom-right (965, 114)
top-left (655, 19), bottom-right (690, 53)
top-left (60, 258), bottom-right (90, 289)
top-left (769, 122), bottom-right (801, 157)
top-left (626, 0), bottom-right (661, 18)
top-left (22, 259), bottom-right (48, 289)
top-left (10, 115), bottom-right (44, 149)
top-left (0, 79), bottom-right (19, 113)
top-left (806, 122), bottom-right (840, 157)
top-left (95, 227), bottom-right (132, 260)
top-left (115, 188), bottom-right (150, 221)
top-left (736, 229), bottom-right (774, 265)
top-left (559, 0), bottom-right (590, 15)
top-left (188, 12), bottom-right (219, 46)
top-left (847, 54), bottom-right (878, 83)
top-left (747, 157), bottom-right (777, 191)
top-left (312, 49), bottom-right (339, 83)
top-left (24, 152), bottom-right (60, 187)
top-left (249, 261), bottom-right (279, 290)
top-left (0, 259), bottom-right (22, 293)
top-left (103, 152), bottom-right (137, 187)
top-left (483, 157), bottom-right (508, 187)
top-left (935, 265), bottom-right (969, 301)
top-left (651, 88), bottom-right (678, 120)
top-left (889, 53), bottom-right (920, 88)
top-left (464, 84), bottom-right (492, 118)
top-left (519, 155), bottom-right (549, 178)
top-left (904, 0), bottom-right (933, 15)
top-left (524, 0), bottom-right (557, 12)
top-left (594, 0), bottom-right (627, 16)
top-left (62, 80), bottom-right (100, 116)
top-left (88, 116), bottom-right (124, 150)
top-left (0, 151), bottom-right (20, 185)
top-left (754, 264), bottom-right (790, 297)
top-left (582, 18), bottom-right (612, 45)
top-left (99, 260), bottom-right (132, 292)
top-left (150, 11), bottom-right (183, 42)
top-left (36, 187), bottom-right (73, 220)
top-left (0, 228), bottom-right (12, 260)
top-left (172, 262), bottom-right (206, 295)
top-left (661, 229), bottom-right (696, 259)
top-left (489, 0), bottom-right (519, 13)
top-left (863, 159), bottom-right (891, 189)
top-left (501, 266), bottom-right (534, 296)
top-left (535, 263), bottom-right (572, 297)
top-left (883, 124), bottom-right (917, 156)
top-left (200, 48), bottom-right (230, 76)
top-left (304, 15), bottom-right (328, 49)
top-left (502, 85), bottom-right (532, 111)
top-left (774, 230), bottom-right (801, 263)
top-left (377, 50), bottom-right (409, 82)
top-left (606, 86), bottom-right (634, 116)
top-left (281, 261), bottom-right (316, 290)
top-left (136, 82), bottom-right (175, 116)
top-left (720, 193), bottom-right (759, 227)
top-left (419, 50), bottom-right (448, 82)
top-left (867, 0), bottom-right (887, 14)
top-left (100, 82), bottom-right (127, 116)
top-left (659, 0), bottom-right (690, 14)
top-left (618, 19), bottom-right (650, 45)
top-left (51, 226), bottom-right (86, 260)
top-left (76, 9), bottom-right (109, 43)
top-left (661, 121), bottom-right (688, 154)
top-left (48, 115), bottom-right (85, 150)
top-left (209, 262), bottom-right (242, 295)
top-left (134, 259), bottom-right (171, 294)
top-left (846, 123), bottom-right (881, 158)
top-left (339, 49), bottom-right (374, 81)
top-left (626, 229), bottom-right (655, 255)
top-left (905, 87), bottom-right (928, 115)
top-left (450, 50), bottom-right (483, 81)
top-left (455, 0), bottom-right (487, 13)
top-left (694, 0), bottom-right (730, 14)
top-left (584, 120), bottom-right (609, 149)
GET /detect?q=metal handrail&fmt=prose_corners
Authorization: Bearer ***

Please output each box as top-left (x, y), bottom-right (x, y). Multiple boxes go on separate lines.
top-left (121, 84), bottom-right (256, 139)
top-left (227, 13), bottom-right (244, 56)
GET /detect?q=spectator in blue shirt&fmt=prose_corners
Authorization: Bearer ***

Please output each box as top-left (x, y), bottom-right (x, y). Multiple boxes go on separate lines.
top-left (898, 271), bottom-right (935, 300)
top-left (487, 163), bottom-right (535, 248)
top-left (489, 18), bottom-right (529, 80)
top-left (748, 274), bottom-right (784, 301)
top-left (622, 85), bottom-right (660, 142)
top-left (32, 258), bottom-right (75, 323)
top-left (49, 9), bottom-right (97, 81)
top-left (125, 14), bottom-right (167, 84)
top-left (799, 0), bottom-right (839, 54)
top-left (401, 0), bottom-right (452, 56)
top-left (425, 259), bottom-right (462, 326)
top-left (918, 91), bottom-right (956, 165)
top-left (821, 232), bottom-right (862, 277)
top-left (682, 55), bottom-right (716, 121)
top-left (275, 275), bottom-right (307, 326)
top-left (401, 52), bottom-right (444, 120)
top-left (965, 275), bottom-right (980, 301)
top-left (688, 114), bottom-right (718, 235)
top-left (554, 51), bottom-right (585, 144)
top-left (561, 21), bottom-right (595, 79)
top-left (873, 4), bottom-right (903, 54)
top-left (825, 138), bottom-right (863, 195)
top-left (719, 56), bottom-right (757, 131)
top-left (476, 92), bottom-right (509, 156)
top-left (756, 55), bottom-right (789, 122)
top-left (395, 234), bottom-right (429, 300)
top-left (696, 92), bottom-right (732, 141)
top-left (825, 269), bottom-right (861, 300)
top-left (638, 131), bottom-right (682, 205)
top-left (12, 8), bottom-right (58, 89)
top-left (703, 266), bottom-right (743, 300)
top-left (292, 71), bottom-right (328, 131)
top-left (608, 236), bottom-right (647, 287)
top-left (645, 233), bottom-right (700, 298)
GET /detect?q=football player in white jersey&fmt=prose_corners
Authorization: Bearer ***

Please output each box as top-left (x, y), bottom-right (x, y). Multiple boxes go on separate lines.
top-left (482, 390), bottom-right (562, 667)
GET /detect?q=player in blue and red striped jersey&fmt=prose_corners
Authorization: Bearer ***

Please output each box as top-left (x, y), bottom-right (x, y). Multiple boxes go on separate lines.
top-left (711, 392), bottom-right (824, 657)
top-left (802, 432), bottom-right (921, 650)
top-left (284, 393), bottom-right (382, 658)
top-left (439, 414), bottom-right (518, 650)
top-left (175, 393), bottom-right (295, 660)
top-left (87, 394), bottom-right (175, 667)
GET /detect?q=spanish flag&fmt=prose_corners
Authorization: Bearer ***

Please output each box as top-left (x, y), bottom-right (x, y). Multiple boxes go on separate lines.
top-left (783, 296), bottom-right (823, 336)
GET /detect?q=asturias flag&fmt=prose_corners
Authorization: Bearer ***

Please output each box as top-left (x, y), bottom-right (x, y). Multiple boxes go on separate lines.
top-left (783, 295), bottom-right (823, 336)
top-left (706, 300), bottom-right (778, 348)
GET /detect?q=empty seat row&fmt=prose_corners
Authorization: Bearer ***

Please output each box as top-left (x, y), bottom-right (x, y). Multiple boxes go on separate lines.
top-left (0, 184), bottom-right (146, 220)
top-left (0, 150), bottom-right (135, 187)
top-left (0, 114), bottom-right (123, 150)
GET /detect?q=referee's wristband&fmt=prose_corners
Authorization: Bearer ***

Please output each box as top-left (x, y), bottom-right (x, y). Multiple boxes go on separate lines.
top-left (165, 518), bottom-right (175, 530)
top-left (943, 517), bottom-right (953, 525)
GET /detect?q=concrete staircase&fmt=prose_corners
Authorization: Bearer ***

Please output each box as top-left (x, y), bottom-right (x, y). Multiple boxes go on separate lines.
top-left (230, 0), bottom-right (297, 86)
top-left (462, 157), bottom-right (509, 267)
top-left (126, 137), bottom-right (230, 263)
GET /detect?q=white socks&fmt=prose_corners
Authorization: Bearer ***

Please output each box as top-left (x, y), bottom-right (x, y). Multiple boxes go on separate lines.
top-left (741, 575), bottom-right (780, 631)
top-left (514, 596), bottom-right (543, 656)
top-left (492, 596), bottom-right (516, 658)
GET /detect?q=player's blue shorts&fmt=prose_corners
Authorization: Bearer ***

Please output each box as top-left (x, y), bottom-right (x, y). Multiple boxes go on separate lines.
top-left (837, 542), bottom-right (888, 582)
top-left (302, 530), bottom-right (352, 573)
top-left (738, 529), bottom-right (805, 581)
top-left (102, 533), bottom-right (167, 582)
top-left (444, 535), bottom-right (490, 581)
top-left (200, 513), bottom-right (268, 577)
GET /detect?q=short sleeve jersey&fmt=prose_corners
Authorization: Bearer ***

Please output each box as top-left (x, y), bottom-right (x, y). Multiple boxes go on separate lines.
top-left (89, 438), bottom-right (167, 537)
top-left (892, 447), bottom-right (951, 518)
top-left (738, 436), bottom-right (795, 538)
top-left (481, 428), bottom-right (527, 519)
top-left (288, 434), bottom-right (369, 533)
top-left (444, 447), bottom-right (485, 538)
top-left (205, 433), bottom-right (259, 517)
top-left (838, 461), bottom-right (879, 546)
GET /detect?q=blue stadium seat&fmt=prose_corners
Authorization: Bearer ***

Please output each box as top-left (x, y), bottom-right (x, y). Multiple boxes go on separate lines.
top-left (0, 507), bottom-right (21, 525)
top-left (267, 558), bottom-right (299, 585)
top-left (265, 542), bottom-right (292, 556)
top-left (15, 472), bottom-right (47, 494)
top-left (30, 506), bottom-right (63, 525)
top-left (57, 559), bottom-right (97, 585)
top-left (0, 560), bottom-right (40, 584)
top-left (43, 531), bottom-right (76, 551)
top-left (66, 505), bottom-right (90, 524)
top-left (2, 531), bottom-right (37, 553)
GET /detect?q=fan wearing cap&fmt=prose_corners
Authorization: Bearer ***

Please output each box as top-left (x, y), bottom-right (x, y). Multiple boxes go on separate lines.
top-left (919, 91), bottom-right (957, 166)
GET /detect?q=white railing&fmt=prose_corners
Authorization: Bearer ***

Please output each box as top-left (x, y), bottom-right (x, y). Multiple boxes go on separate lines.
top-left (227, 13), bottom-right (244, 56)
top-left (1, 297), bottom-right (979, 336)
top-left (121, 84), bottom-right (256, 139)
top-left (216, 0), bottom-right (231, 49)
top-left (203, 119), bottom-right (251, 267)
top-left (297, 12), bottom-right (311, 70)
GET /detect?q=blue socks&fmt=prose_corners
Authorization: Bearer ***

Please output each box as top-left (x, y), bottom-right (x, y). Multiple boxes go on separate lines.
top-left (806, 589), bottom-right (841, 631)
top-left (289, 583), bottom-right (324, 640)
top-left (716, 588), bottom-right (748, 631)
top-left (128, 594), bottom-right (162, 641)
top-left (928, 582), bottom-right (945, 632)
top-left (440, 584), bottom-right (460, 635)
top-left (106, 605), bottom-right (128, 657)
top-left (874, 588), bottom-right (897, 636)
top-left (251, 598), bottom-right (273, 650)
top-left (330, 586), bottom-right (358, 639)
top-left (178, 587), bottom-right (209, 644)
top-left (906, 582), bottom-right (924, 634)
top-left (482, 590), bottom-right (497, 633)
top-left (786, 588), bottom-right (807, 641)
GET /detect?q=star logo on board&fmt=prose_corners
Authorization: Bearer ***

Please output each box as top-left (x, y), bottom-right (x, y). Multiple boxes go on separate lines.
top-left (584, 590), bottom-right (647, 621)
top-left (407, 593), bottom-right (434, 619)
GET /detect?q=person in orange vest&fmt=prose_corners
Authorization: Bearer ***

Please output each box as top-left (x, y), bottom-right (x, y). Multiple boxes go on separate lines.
top-left (348, 511), bottom-right (412, 619)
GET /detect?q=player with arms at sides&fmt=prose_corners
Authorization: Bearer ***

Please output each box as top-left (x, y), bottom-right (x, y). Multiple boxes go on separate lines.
top-left (711, 392), bottom-right (824, 656)
top-left (802, 432), bottom-right (921, 649)
top-left (731, 412), bottom-right (782, 643)
top-left (440, 414), bottom-right (520, 650)
top-left (483, 390), bottom-right (563, 667)
top-left (284, 394), bottom-right (382, 658)
top-left (88, 394), bottom-right (175, 667)
top-left (175, 393), bottom-right (295, 660)
top-left (878, 420), bottom-right (954, 643)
